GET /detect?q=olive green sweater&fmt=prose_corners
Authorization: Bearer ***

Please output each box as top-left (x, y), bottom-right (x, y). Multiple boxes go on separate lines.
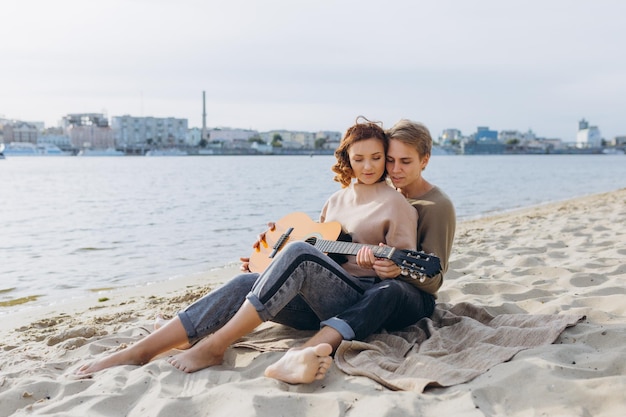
top-left (407, 186), bottom-right (456, 295)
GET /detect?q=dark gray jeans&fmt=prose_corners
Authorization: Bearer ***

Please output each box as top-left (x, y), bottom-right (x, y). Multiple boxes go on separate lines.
top-left (178, 241), bottom-right (434, 344)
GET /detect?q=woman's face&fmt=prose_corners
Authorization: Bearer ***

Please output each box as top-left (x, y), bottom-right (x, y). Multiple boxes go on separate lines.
top-left (386, 139), bottom-right (428, 189)
top-left (347, 137), bottom-right (386, 184)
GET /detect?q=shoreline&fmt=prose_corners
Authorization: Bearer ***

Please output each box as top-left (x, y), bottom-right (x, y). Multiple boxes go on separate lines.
top-left (0, 266), bottom-right (239, 334)
top-left (1, 188), bottom-right (624, 416)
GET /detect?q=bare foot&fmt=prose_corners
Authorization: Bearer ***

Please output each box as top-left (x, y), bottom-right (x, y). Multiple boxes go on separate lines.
top-left (75, 349), bottom-right (145, 377)
top-left (167, 338), bottom-right (224, 373)
top-left (264, 343), bottom-right (333, 384)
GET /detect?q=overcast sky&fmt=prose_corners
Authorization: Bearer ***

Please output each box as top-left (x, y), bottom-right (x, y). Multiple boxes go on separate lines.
top-left (2, 0), bottom-right (625, 141)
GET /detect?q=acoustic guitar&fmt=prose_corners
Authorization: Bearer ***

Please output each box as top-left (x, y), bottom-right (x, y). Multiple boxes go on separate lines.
top-left (248, 212), bottom-right (441, 282)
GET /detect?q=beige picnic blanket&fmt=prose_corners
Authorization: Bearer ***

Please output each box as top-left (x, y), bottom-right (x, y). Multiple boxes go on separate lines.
top-left (234, 302), bottom-right (583, 392)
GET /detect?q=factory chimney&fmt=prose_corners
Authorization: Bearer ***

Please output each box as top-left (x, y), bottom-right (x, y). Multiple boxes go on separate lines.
top-left (202, 91), bottom-right (207, 141)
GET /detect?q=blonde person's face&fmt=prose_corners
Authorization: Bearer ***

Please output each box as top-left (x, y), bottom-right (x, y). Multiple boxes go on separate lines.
top-left (348, 138), bottom-right (386, 185)
top-left (386, 139), bottom-right (428, 188)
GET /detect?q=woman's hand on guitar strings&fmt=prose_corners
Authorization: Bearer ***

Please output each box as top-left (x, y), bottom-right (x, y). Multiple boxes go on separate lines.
top-left (251, 222), bottom-right (276, 250)
top-left (241, 222), bottom-right (277, 272)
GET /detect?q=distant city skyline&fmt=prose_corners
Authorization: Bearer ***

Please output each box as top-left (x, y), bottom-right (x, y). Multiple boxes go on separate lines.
top-left (2, 1), bottom-right (625, 141)
top-left (0, 109), bottom-right (616, 145)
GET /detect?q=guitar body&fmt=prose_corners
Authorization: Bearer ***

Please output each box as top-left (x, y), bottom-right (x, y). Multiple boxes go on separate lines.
top-left (248, 212), bottom-right (342, 273)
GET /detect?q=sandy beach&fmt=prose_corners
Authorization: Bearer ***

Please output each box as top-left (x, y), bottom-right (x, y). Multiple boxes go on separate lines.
top-left (1, 188), bottom-right (625, 417)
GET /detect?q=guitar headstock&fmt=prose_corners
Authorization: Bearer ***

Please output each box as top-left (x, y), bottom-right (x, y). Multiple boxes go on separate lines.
top-left (389, 249), bottom-right (442, 282)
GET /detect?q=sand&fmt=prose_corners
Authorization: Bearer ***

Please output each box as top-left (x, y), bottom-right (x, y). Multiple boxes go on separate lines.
top-left (1, 188), bottom-right (624, 417)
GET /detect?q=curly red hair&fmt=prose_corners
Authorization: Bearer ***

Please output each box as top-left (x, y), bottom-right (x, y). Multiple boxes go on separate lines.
top-left (331, 116), bottom-right (388, 188)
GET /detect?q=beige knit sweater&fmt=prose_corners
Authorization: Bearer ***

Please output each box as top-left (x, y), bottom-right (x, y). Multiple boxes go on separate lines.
top-left (320, 181), bottom-right (417, 278)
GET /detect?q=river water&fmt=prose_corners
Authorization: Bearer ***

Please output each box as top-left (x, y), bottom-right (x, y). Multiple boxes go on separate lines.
top-left (1, 154), bottom-right (624, 314)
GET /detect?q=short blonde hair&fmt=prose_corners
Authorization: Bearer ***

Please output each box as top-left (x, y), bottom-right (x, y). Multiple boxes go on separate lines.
top-left (386, 119), bottom-right (432, 157)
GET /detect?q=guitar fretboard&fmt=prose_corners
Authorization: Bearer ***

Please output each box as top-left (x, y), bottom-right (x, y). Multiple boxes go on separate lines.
top-left (310, 239), bottom-right (392, 258)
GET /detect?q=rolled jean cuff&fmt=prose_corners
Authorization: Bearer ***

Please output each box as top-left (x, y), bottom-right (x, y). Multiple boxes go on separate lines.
top-left (245, 292), bottom-right (272, 321)
top-left (177, 311), bottom-right (198, 342)
top-left (321, 317), bottom-right (355, 340)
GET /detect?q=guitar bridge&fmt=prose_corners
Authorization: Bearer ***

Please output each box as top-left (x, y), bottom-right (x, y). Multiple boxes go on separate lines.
top-left (269, 227), bottom-right (294, 258)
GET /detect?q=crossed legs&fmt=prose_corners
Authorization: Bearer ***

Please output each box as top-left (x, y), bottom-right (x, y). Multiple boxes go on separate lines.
top-left (169, 301), bottom-right (339, 384)
top-left (167, 300), bottom-right (262, 372)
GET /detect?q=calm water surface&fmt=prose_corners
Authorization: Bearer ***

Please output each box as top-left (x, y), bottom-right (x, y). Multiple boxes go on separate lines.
top-left (1, 154), bottom-right (624, 314)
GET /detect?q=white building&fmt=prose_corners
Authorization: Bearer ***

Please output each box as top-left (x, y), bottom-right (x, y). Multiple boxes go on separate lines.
top-left (259, 130), bottom-right (306, 148)
top-left (440, 129), bottom-right (463, 145)
top-left (576, 119), bottom-right (602, 148)
top-left (62, 113), bottom-right (115, 150)
top-left (2, 120), bottom-right (39, 144)
top-left (207, 127), bottom-right (259, 147)
top-left (111, 115), bottom-right (188, 149)
top-left (186, 127), bottom-right (203, 147)
top-left (316, 130), bottom-right (342, 149)
top-left (498, 129), bottom-right (537, 143)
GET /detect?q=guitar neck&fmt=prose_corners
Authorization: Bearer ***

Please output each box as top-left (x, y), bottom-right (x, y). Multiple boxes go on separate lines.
top-left (312, 239), bottom-right (392, 258)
